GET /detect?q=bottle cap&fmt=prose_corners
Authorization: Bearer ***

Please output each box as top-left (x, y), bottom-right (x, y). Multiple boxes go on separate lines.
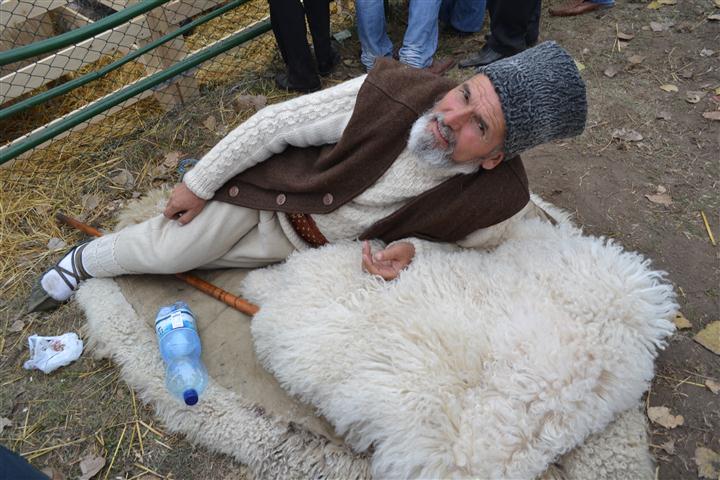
top-left (183, 389), bottom-right (199, 406)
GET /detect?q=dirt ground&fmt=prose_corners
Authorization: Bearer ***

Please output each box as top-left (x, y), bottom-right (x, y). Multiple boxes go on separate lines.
top-left (1, 1), bottom-right (718, 479)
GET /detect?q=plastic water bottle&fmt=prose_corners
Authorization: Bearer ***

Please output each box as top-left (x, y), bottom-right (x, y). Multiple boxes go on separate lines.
top-left (155, 302), bottom-right (208, 406)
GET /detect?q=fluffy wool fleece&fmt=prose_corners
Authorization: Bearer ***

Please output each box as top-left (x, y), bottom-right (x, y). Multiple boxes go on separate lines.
top-left (243, 197), bottom-right (677, 479)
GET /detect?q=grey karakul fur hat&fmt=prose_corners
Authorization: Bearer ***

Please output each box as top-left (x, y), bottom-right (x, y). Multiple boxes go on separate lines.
top-left (478, 41), bottom-right (587, 159)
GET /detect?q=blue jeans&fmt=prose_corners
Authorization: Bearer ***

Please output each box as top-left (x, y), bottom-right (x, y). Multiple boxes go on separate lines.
top-left (356, 0), bottom-right (442, 70)
top-left (440, 0), bottom-right (486, 33)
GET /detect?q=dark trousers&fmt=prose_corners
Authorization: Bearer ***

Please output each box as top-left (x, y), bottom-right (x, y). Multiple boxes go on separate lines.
top-left (486, 0), bottom-right (542, 55)
top-left (1, 445), bottom-right (49, 480)
top-left (268, 0), bottom-right (332, 88)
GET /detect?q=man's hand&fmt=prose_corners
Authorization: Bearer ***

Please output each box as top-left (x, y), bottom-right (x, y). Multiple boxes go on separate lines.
top-left (361, 240), bottom-right (415, 281)
top-left (163, 183), bottom-right (207, 225)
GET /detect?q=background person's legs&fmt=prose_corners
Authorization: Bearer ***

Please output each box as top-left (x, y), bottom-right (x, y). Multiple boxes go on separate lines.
top-left (356, 0), bottom-right (394, 70)
top-left (525, 0), bottom-right (542, 46)
top-left (82, 202), bottom-right (294, 277)
top-left (268, 0), bottom-right (321, 90)
top-left (303, 0), bottom-right (336, 74)
top-left (398, 0), bottom-right (442, 68)
top-left (440, 0), bottom-right (486, 34)
top-left (486, 0), bottom-right (539, 56)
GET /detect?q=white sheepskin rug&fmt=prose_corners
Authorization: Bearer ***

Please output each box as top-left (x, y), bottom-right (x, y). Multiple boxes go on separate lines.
top-left (242, 198), bottom-right (677, 479)
top-left (77, 193), bottom-right (677, 479)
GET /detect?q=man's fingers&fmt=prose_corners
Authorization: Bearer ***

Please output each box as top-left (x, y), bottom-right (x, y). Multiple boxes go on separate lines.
top-left (163, 201), bottom-right (179, 219)
top-left (378, 243), bottom-right (410, 261)
top-left (177, 206), bottom-right (201, 225)
top-left (362, 255), bottom-right (397, 280)
top-left (361, 241), bottom-right (401, 280)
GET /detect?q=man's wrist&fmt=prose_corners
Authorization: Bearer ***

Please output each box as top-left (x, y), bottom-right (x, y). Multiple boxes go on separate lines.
top-left (182, 169), bottom-right (215, 200)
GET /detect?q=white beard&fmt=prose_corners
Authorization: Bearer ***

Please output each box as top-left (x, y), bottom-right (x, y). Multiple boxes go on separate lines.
top-left (407, 111), bottom-right (479, 175)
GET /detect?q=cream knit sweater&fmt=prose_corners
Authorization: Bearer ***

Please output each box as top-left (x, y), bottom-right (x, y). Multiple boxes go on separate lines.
top-left (183, 75), bottom-right (541, 253)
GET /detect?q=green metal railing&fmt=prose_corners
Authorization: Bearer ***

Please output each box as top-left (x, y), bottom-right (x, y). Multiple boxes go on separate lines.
top-left (0, 0), bottom-right (251, 121)
top-left (0, 16), bottom-right (272, 166)
top-left (0, 0), bottom-right (172, 67)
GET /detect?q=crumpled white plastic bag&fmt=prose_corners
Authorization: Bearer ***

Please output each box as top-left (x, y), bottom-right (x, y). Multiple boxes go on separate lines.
top-left (23, 333), bottom-right (84, 374)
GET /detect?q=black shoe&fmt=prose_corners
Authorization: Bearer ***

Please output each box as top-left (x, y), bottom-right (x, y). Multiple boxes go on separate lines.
top-left (458, 45), bottom-right (505, 69)
top-left (442, 22), bottom-right (474, 37)
top-left (318, 48), bottom-right (341, 77)
top-left (274, 73), bottom-right (321, 94)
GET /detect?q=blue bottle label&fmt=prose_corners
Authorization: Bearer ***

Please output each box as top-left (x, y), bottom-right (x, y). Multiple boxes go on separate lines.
top-left (155, 306), bottom-right (197, 340)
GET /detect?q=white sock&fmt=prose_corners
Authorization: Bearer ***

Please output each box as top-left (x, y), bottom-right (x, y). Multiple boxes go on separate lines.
top-left (40, 250), bottom-right (83, 301)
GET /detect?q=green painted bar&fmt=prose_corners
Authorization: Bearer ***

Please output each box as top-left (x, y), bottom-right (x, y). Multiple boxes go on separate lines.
top-left (0, 0), bottom-right (171, 66)
top-left (0, 18), bottom-right (271, 165)
top-left (0, 0), bottom-right (251, 121)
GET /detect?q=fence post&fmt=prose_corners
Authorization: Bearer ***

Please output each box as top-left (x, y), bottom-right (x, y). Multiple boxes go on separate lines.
top-left (138, 4), bottom-right (198, 109)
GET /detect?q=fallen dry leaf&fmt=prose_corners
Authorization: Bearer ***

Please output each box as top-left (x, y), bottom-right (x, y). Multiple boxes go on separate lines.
top-left (0, 417), bottom-right (11, 433)
top-left (706, 379), bottom-right (720, 394)
top-left (695, 447), bottom-right (720, 479)
top-left (660, 84), bottom-right (679, 92)
top-left (232, 94), bottom-right (267, 113)
top-left (647, 1), bottom-right (661, 8)
top-left (203, 115), bottom-right (217, 132)
top-left (694, 321), bottom-right (720, 355)
top-left (645, 193), bottom-right (673, 206)
top-left (702, 111), bottom-right (720, 121)
top-left (604, 66), bottom-right (619, 78)
top-left (162, 151), bottom-right (182, 170)
top-left (34, 204), bottom-right (51, 216)
top-left (647, 406), bottom-right (684, 429)
top-left (109, 169), bottom-right (135, 189)
top-left (658, 0), bottom-right (677, 4)
top-left (715, 87), bottom-right (720, 95)
top-left (715, 0), bottom-right (720, 7)
top-left (612, 128), bottom-right (643, 142)
top-left (8, 319), bottom-right (24, 333)
top-left (628, 54), bottom-right (645, 64)
top-left (656, 111), bottom-right (672, 120)
top-left (708, 14), bottom-right (720, 21)
top-left (673, 312), bottom-right (692, 330)
top-left (47, 237), bottom-right (67, 250)
top-left (700, 48), bottom-right (716, 57)
top-left (659, 439), bottom-right (676, 455)
top-left (81, 193), bottom-right (100, 213)
top-left (574, 60), bottom-right (585, 72)
top-left (650, 21), bottom-right (668, 31)
top-left (41, 467), bottom-right (65, 480)
top-left (78, 453), bottom-right (105, 480)
top-left (686, 91), bottom-right (704, 104)
top-left (617, 31), bottom-right (635, 40)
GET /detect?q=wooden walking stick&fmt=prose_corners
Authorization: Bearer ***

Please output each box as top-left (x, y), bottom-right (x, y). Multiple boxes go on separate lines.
top-left (55, 212), bottom-right (259, 316)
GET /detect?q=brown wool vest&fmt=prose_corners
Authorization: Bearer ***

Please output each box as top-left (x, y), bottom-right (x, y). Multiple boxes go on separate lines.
top-left (213, 58), bottom-right (530, 244)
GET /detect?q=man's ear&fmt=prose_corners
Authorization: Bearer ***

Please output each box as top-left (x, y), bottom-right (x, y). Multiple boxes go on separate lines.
top-left (480, 150), bottom-right (504, 170)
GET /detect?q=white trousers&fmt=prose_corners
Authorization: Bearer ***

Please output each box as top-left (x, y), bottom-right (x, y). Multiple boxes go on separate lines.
top-left (81, 201), bottom-right (295, 277)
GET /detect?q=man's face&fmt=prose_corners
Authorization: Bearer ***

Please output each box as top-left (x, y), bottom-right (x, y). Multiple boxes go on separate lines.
top-left (415, 74), bottom-right (507, 171)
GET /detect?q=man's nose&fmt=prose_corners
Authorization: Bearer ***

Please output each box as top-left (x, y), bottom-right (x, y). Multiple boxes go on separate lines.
top-left (444, 106), bottom-right (473, 129)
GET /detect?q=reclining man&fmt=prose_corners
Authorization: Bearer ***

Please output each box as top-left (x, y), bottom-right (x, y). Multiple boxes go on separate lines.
top-left (28, 41), bottom-right (587, 312)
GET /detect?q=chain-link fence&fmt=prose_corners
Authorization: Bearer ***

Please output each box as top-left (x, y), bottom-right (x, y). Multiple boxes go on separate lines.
top-left (0, 0), bottom-right (356, 301)
top-left (0, 0), bottom-right (291, 163)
